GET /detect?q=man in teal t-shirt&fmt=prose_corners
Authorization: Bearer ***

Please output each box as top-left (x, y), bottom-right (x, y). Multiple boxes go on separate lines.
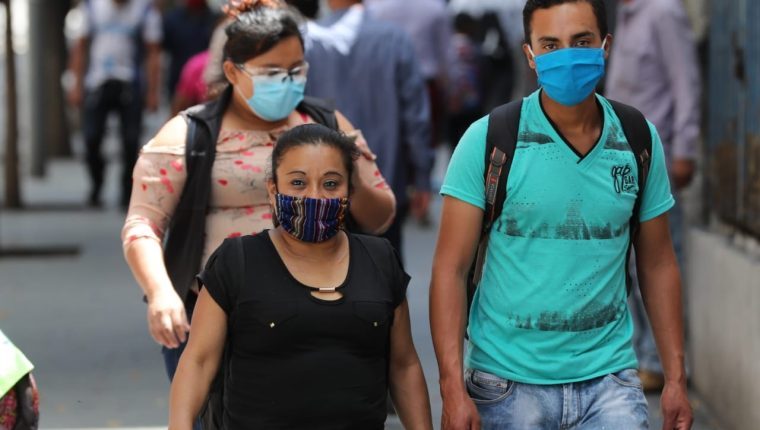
top-left (429, 1), bottom-right (693, 429)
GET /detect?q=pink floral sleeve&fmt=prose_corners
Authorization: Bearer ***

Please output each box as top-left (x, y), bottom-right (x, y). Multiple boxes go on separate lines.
top-left (121, 140), bottom-right (187, 250)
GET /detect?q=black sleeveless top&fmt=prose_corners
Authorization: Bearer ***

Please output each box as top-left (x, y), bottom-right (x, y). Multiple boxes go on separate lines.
top-left (198, 231), bottom-right (410, 429)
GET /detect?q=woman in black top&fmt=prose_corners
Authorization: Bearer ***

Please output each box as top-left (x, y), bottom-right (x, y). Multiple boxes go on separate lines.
top-left (168, 124), bottom-right (432, 429)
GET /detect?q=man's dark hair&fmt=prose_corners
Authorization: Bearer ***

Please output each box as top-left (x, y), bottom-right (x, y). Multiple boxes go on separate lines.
top-left (523, 0), bottom-right (608, 45)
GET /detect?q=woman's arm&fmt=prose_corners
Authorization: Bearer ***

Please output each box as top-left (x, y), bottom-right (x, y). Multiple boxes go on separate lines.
top-left (168, 288), bottom-right (228, 430)
top-left (335, 111), bottom-right (396, 235)
top-left (388, 300), bottom-right (433, 430)
top-left (122, 116), bottom-right (190, 348)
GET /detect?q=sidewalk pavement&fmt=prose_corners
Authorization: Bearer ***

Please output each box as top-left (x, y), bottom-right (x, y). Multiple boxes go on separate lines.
top-left (0, 152), bottom-right (725, 429)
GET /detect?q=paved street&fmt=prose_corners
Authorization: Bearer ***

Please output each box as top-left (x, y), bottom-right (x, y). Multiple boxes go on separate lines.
top-left (0, 151), bottom-right (724, 429)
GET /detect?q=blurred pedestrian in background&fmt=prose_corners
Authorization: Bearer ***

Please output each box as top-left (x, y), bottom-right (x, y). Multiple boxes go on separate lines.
top-left (446, 12), bottom-right (483, 147)
top-left (605, 0), bottom-right (701, 392)
top-left (121, 0), bottom-right (394, 393)
top-left (303, 0), bottom-right (433, 258)
top-left (66, 0), bottom-right (162, 208)
top-left (169, 124), bottom-right (432, 430)
top-left (170, 50), bottom-right (211, 115)
top-left (367, 0), bottom-right (452, 149)
top-left (162, 0), bottom-right (219, 100)
top-left (448, 0), bottom-right (528, 108)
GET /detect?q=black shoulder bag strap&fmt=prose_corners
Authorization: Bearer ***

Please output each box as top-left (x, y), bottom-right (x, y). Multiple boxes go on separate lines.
top-left (162, 114), bottom-right (216, 302)
top-left (467, 100), bottom-right (523, 306)
top-left (608, 100), bottom-right (652, 295)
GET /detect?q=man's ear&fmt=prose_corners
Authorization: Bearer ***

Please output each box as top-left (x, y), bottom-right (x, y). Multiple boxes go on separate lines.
top-left (602, 34), bottom-right (613, 60)
top-left (522, 43), bottom-right (537, 70)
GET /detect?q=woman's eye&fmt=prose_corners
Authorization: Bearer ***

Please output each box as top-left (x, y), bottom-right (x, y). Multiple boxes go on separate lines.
top-left (290, 179), bottom-right (304, 187)
top-left (324, 180), bottom-right (338, 189)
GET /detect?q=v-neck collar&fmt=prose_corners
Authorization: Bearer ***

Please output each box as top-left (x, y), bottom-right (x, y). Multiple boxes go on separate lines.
top-left (538, 91), bottom-right (607, 166)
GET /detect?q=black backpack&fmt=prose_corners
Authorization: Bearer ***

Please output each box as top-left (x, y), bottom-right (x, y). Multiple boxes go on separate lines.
top-left (467, 99), bottom-right (652, 309)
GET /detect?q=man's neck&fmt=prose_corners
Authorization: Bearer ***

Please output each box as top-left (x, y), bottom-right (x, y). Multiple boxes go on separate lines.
top-left (540, 90), bottom-right (601, 134)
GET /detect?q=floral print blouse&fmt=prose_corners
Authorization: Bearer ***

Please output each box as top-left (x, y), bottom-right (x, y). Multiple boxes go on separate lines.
top-left (121, 113), bottom-right (390, 291)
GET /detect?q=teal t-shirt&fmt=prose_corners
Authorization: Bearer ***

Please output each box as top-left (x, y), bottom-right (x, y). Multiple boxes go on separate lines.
top-left (441, 90), bottom-right (674, 384)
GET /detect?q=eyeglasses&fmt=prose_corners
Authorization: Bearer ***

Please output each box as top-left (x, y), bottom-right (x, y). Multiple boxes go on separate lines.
top-left (236, 62), bottom-right (309, 84)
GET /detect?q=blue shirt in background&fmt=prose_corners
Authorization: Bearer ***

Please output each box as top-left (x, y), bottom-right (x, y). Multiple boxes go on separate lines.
top-left (304, 6), bottom-right (433, 204)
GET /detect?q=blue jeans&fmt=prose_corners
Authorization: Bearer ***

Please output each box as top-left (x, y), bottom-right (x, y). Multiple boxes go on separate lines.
top-left (465, 368), bottom-right (649, 429)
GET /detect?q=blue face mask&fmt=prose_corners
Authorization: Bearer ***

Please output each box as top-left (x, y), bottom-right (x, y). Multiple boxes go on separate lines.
top-left (530, 40), bottom-right (607, 106)
top-left (236, 75), bottom-right (305, 122)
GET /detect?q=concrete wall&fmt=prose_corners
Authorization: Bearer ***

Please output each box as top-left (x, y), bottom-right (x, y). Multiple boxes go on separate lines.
top-left (686, 228), bottom-right (760, 430)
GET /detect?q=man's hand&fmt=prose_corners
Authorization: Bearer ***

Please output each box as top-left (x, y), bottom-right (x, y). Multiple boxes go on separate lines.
top-left (145, 90), bottom-right (160, 113)
top-left (67, 85), bottom-right (84, 108)
top-left (670, 159), bottom-right (696, 190)
top-left (147, 289), bottom-right (190, 348)
top-left (441, 390), bottom-right (480, 430)
top-left (410, 190), bottom-right (431, 222)
top-left (660, 380), bottom-right (693, 430)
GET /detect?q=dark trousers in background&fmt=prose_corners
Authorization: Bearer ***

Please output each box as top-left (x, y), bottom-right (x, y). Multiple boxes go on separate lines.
top-left (426, 79), bottom-right (444, 148)
top-left (381, 203), bottom-right (409, 263)
top-left (83, 79), bottom-right (143, 207)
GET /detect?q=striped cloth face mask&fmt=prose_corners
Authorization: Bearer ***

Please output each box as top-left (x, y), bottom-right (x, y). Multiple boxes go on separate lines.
top-left (274, 193), bottom-right (350, 243)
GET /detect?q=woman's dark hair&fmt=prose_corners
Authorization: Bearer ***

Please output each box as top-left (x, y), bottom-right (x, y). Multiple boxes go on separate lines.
top-left (222, 0), bottom-right (304, 65)
top-left (271, 124), bottom-right (360, 191)
top-left (523, 0), bottom-right (608, 45)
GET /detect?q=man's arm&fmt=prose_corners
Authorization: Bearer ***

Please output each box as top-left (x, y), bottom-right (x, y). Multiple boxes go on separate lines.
top-left (634, 213), bottom-right (693, 430)
top-left (144, 42), bottom-right (161, 112)
top-left (67, 37), bottom-right (89, 107)
top-left (654, 4), bottom-right (701, 188)
top-left (430, 196), bottom-right (483, 430)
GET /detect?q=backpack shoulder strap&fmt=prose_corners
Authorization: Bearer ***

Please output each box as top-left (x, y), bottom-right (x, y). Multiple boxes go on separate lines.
top-left (483, 99), bottom-right (523, 235)
top-left (297, 96), bottom-right (339, 130)
top-left (468, 99), bottom-right (522, 291)
top-left (607, 99), bottom-right (652, 294)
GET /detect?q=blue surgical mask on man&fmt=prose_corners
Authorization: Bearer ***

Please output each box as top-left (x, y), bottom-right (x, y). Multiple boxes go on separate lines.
top-left (529, 39), bottom-right (607, 106)
top-left (235, 67), bottom-right (306, 122)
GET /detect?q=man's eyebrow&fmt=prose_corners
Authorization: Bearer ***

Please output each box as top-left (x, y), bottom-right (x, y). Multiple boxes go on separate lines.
top-left (538, 36), bottom-right (560, 43)
top-left (571, 31), bottom-right (596, 40)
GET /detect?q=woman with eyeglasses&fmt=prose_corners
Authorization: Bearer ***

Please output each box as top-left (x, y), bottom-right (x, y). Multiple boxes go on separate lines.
top-left (121, 0), bottom-right (395, 386)
top-left (168, 123), bottom-right (432, 429)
